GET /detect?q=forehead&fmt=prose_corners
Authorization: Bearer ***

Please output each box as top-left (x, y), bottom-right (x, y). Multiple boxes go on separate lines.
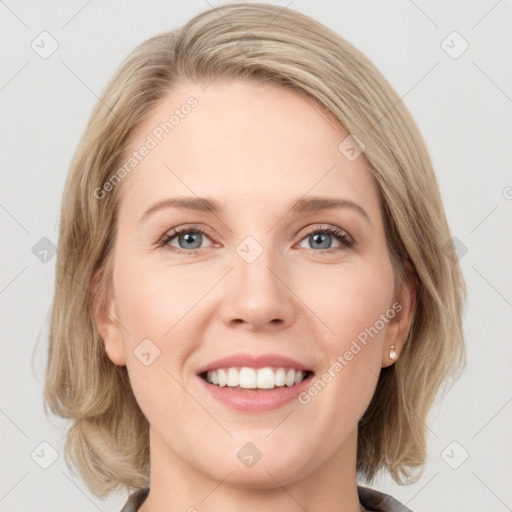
top-left (116, 78), bottom-right (380, 219)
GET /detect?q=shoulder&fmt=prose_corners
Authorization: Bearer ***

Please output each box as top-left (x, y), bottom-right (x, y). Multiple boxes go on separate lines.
top-left (119, 488), bottom-right (149, 512)
top-left (357, 485), bottom-right (414, 512)
top-left (119, 485), bottom-right (412, 512)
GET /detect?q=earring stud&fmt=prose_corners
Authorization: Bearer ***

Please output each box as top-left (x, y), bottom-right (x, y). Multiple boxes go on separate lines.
top-left (389, 345), bottom-right (397, 360)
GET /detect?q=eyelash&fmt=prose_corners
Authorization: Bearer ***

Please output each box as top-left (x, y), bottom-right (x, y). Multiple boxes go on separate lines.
top-left (157, 224), bottom-right (355, 256)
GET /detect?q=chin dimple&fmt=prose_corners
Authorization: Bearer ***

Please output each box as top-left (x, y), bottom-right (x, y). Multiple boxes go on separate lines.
top-left (202, 367), bottom-right (310, 389)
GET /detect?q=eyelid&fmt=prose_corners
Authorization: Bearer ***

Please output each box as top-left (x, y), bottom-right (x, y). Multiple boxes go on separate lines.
top-left (300, 223), bottom-right (350, 238)
top-left (157, 224), bottom-right (217, 253)
top-left (296, 224), bottom-right (355, 251)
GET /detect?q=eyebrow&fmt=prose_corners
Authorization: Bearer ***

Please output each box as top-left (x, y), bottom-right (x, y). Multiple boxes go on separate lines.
top-left (139, 195), bottom-right (372, 226)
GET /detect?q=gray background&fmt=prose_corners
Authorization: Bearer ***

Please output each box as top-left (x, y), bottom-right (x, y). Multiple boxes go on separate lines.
top-left (1, 1), bottom-right (511, 511)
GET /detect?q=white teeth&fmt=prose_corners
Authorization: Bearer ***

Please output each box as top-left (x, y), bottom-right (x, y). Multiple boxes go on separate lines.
top-left (204, 367), bottom-right (308, 389)
top-left (239, 367), bottom-right (256, 388)
top-left (226, 368), bottom-right (238, 387)
top-left (256, 367), bottom-right (274, 389)
top-left (274, 368), bottom-right (286, 386)
top-left (285, 368), bottom-right (295, 386)
top-left (217, 368), bottom-right (227, 387)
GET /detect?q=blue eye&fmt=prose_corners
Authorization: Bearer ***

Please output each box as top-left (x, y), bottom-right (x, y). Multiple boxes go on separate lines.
top-left (298, 225), bottom-right (354, 253)
top-left (159, 226), bottom-right (213, 254)
top-left (158, 224), bottom-right (355, 255)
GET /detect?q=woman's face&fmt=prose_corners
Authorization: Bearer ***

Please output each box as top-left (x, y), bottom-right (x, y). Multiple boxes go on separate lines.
top-left (96, 78), bottom-right (413, 489)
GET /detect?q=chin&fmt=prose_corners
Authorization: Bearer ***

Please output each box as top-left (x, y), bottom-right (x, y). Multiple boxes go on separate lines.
top-left (197, 446), bottom-right (315, 490)
top-left (216, 463), bottom-right (303, 490)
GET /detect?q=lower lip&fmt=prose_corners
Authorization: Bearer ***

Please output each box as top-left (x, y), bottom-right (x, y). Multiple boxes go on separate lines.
top-left (196, 373), bottom-right (314, 412)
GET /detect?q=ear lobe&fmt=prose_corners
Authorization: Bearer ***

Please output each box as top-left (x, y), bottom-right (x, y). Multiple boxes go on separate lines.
top-left (381, 256), bottom-right (418, 368)
top-left (90, 267), bottom-right (126, 366)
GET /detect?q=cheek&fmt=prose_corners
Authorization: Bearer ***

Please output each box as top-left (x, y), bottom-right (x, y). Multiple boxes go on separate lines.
top-left (281, 264), bottom-right (396, 467)
top-left (303, 262), bottom-right (394, 403)
top-left (113, 263), bottom-right (196, 423)
top-left (306, 261), bottom-right (395, 347)
top-left (112, 256), bottom-right (202, 409)
top-left (113, 254), bottom-right (203, 338)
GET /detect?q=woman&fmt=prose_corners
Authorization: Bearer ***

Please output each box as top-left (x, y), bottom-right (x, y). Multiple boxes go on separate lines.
top-left (44, 3), bottom-right (465, 512)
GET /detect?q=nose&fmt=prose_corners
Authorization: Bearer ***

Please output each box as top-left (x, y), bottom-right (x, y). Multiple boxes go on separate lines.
top-left (218, 246), bottom-right (297, 332)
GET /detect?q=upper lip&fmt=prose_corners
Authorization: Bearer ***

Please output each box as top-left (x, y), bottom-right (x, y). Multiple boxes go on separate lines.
top-left (196, 353), bottom-right (314, 375)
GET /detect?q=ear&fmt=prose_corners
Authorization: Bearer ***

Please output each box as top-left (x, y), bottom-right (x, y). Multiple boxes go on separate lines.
top-left (381, 256), bottom-right (417, 368)
top-left (91, 267), bottom-right (126, 366)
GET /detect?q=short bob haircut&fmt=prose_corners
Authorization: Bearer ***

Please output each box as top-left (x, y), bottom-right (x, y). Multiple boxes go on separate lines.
top-left (44, 2), bottom-right (466, 499)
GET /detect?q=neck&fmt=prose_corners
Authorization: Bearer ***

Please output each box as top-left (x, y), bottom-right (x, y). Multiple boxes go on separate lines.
top-left (138, 427), bottom-right (364, 512)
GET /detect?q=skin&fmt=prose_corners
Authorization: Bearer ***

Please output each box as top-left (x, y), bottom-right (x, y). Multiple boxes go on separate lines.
top-left (94, 79), bottom-right (416, 512)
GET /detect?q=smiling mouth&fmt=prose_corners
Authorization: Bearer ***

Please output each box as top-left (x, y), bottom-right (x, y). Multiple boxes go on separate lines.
top-left (199, 367), bottom-right (315, 390)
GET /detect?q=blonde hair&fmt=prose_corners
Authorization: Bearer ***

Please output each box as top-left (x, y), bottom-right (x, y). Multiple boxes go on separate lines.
top-left (43, 2), bottom-right (466, 498)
